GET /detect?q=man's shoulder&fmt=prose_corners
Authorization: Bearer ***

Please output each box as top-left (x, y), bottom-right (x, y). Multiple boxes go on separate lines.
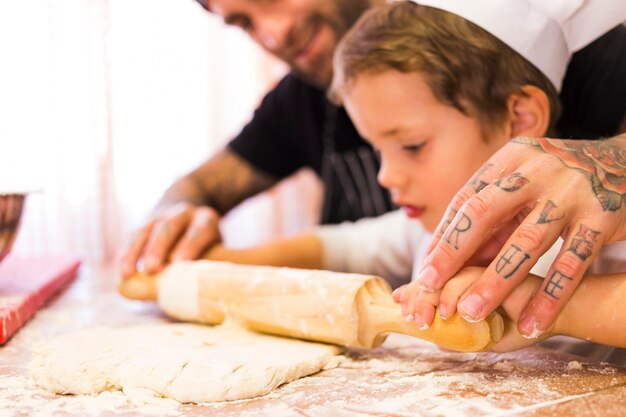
top-left (255, 73), bottom-right (328, 125)
top-left (270, 73), bottom-right (326, 101)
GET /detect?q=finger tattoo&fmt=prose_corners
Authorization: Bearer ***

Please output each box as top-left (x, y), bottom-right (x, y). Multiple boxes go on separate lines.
top-left (495, 244), bottom-right (531, 279)
top-left (567, 224), bottom-right (601, 261)
top-left (494, 172), bottom-right (530, 192)
top-left (438, 208), bottom-right (457, 236)
top-left (443, 212), bottom-right (472, 250)
top-left (469, 163), bottom-right (493, 193)
top-left (544, 270), bottom-right (573, 299)
top-left (537, 200), bottom-right (564, 224)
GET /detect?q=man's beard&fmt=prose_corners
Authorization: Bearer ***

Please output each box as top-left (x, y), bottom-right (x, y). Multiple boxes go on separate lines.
top-left (288, 0), bottom-right (373, 88)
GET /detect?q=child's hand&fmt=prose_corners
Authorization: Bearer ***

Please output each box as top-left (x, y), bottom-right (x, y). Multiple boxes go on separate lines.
top-left (392, 267), bottom-right (485, 329)
top-left (393, 267), bottom-right (554, 351)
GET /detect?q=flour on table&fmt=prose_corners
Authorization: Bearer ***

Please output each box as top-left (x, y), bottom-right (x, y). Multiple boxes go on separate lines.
top-left (28, 323), bottom-right (342, 403)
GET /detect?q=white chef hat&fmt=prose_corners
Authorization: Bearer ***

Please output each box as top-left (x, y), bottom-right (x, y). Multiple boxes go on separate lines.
top-left (404, 0), bottom-right (626, 90)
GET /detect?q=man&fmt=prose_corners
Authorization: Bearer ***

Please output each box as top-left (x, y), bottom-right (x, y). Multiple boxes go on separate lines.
top-left (120, 0), bottom-right (392, 278)
top-left (120, 0), bottom-right (626, 290)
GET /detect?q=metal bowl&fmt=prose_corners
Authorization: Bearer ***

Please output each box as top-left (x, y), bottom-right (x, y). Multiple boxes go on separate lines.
top-left (0, 193), bottom-right (26, 263)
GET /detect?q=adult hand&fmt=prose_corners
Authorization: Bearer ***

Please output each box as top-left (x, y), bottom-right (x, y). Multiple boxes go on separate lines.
top-left (393, 266), bottom-right (549, 352)
top-left (119, 202), bottom-right (221, 278)
top-left (414, 134), bottom-right (626, 339)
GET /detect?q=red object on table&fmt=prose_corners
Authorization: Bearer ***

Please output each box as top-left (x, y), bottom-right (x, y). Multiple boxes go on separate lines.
top-left (0, 255), bottom-right (81, 344)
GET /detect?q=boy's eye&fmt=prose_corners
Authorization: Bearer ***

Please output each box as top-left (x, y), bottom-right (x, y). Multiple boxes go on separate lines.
top-left (402, 143), bottom-right (425, 153)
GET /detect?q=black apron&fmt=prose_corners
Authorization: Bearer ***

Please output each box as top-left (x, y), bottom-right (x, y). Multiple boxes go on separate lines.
top-left (319, 104), bottom-right (395, 224)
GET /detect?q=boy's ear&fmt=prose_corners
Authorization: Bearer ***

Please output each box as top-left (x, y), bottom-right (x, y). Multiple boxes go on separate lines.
top-left (507, 85), bottom-right (550, 137)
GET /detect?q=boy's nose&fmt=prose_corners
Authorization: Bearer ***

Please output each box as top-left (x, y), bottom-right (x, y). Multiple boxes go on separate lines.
top-left (377, 159), bottom-right (406, 190)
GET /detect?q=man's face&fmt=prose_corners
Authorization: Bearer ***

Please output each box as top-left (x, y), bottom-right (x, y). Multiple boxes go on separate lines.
top-left (200, 0), bottom-right (373, 88)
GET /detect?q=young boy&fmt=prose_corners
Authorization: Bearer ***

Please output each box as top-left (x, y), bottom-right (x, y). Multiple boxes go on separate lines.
top-left (204, 1), bottom-right (626, 353)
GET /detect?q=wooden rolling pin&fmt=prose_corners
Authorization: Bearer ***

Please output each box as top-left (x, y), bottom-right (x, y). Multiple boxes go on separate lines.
top-left (119, 260), bottom-right (503, 352)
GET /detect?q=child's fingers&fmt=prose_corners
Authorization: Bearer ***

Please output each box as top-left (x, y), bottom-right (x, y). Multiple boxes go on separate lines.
top-left (391, 284), bottom-right (407, 303)
top-left (397, 282), bottom-right (441, 328)
top-left (392, 284), bottom-right (411, 319)
top-left (411, 295), bottom-right (436, 330)
top-left (438, 267), bottom-right (482, 319)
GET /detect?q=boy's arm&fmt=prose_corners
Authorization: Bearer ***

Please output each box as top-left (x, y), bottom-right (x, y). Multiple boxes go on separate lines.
top-left (490, 271), bottom-right (626, 351)
top-left (206, 211), bottom-right (418, 289)
top-left (552, 272), bottom-right (626, 348)
top-left (203, 234), bottom-right (323, 270)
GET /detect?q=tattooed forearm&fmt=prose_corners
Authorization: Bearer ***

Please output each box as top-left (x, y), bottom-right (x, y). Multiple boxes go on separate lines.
top-left (567, 224), bottom-right (601, 261)
top-left (442, 210), bottom-right (472, 250)
top-left (544, 270), bottom-right (573, 299)
top-left (513, 135), bottom-right (626, 212)
top-left (158, 150), bottom-right (278, 215)
top-left (537, 200), bottom-right (564, 224)
top-left (495, 244), bottom-right (530, 279)
top-left (494, 172), bottom-right (529, 192)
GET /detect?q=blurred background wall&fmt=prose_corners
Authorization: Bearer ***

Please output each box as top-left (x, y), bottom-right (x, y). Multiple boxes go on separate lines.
top-left (0, 0), bottom-right (322, 264)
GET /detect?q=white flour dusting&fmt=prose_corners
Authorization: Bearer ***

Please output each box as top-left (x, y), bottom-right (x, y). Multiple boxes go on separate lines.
top-left (0, 373), bottom-right (182, 417)
top-left (568, 360), bottom-right (584, 370)
top-left (1, 267), bottom-right (624, 417)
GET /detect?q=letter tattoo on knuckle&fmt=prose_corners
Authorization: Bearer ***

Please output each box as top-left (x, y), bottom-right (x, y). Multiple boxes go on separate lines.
top-left (544, 270), bottom-right (573, 300)
top-left (495, 244), bottom-right (531, 279)
top-left (567, 224), bottom-right (601, 261)
top-left (537, 200), bottom-right (565, 224)
top-left (442, 212), bottom-right (472, 250)
top-left (438, 208), bottom-right (457, 236)
top-left (494, 172), bottom-right (530, 192)
top-left (469, 163), bottom-right (493, 193)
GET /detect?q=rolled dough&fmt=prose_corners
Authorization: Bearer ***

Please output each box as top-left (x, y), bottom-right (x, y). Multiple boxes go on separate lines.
top-left (28, 323), bottom-right (342, 403)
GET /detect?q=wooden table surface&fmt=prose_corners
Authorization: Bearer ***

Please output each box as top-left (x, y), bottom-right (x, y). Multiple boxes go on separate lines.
top-left (1, 263), bottom-right (625, 417)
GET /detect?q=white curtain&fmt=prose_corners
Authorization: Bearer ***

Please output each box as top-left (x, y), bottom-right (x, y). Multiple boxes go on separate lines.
top-left (0, 0), bottom-right (322, 264)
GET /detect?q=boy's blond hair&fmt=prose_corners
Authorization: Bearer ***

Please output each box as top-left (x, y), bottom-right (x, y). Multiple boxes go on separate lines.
top-left (330, 1), bottom-right (561, 135)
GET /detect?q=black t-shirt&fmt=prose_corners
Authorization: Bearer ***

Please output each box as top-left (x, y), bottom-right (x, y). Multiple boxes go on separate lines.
top-left (557, 25), bottom-right (626, 139)
top-left (228, 75), bottom-right (395, 224)
top-left (229, 27), bottom-right (626, 224)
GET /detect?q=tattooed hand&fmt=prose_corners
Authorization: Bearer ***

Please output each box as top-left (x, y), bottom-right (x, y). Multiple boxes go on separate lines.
top-left (412, 134), bottom-right (626, 338)
top-left (119, 149), bottom-right (278, 279)
top-left (393, 266), bottom-right (549, 352)
top-left (119, 202), bottom-right (222, 278)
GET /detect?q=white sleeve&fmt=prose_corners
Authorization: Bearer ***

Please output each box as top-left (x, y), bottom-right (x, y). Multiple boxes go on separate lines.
top-left (313, 210), bottom-right (427, 289)
top-left (530, 239), bottom-right (626, 277)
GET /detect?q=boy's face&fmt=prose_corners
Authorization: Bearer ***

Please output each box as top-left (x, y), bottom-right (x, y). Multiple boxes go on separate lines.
top-left (343, 70), bottom-right (510, 233)
top-left (201, 0), bottom-right (373, 88)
